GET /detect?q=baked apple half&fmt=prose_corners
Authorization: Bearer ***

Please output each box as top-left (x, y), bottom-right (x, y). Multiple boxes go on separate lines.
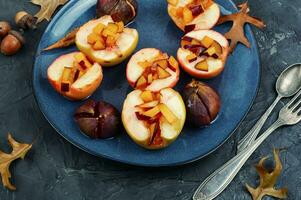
top-left (122, 88), bottom-right (186, 149)
top-left (75, 15), bottom-right (139, 67)
top-left (126, 48), bottom-right (180, 92)
top-left (47, 52), bottom-right (103, 100)
top-left (177, 30), bottom-right (229, 79)
top-left (167, 0), bottom-right (220, 32)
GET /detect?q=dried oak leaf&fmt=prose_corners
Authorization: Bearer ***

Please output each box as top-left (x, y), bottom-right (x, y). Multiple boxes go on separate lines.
top-left (31, 0), bottom-right (69, 23)
top-left (217, 2), bottom-right (266, 52)
top-left (43, 27), bottom-right (79, 51)
top-left (0, 134), bottom-right (32, 190)
top-left (246, 149), bottom-right (288, 200)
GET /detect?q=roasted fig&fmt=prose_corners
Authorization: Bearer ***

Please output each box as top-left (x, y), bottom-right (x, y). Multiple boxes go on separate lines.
top-left (96, 0), bottom-right (138, 25)
top-left (182, 80), bottom-right (221, 127)
top-left (74, 100), bottom-right (121, 139)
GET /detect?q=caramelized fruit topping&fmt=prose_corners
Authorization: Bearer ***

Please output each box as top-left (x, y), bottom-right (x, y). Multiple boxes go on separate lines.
top-left (134, 54), bottom-right (178, 90)
top-left (87, 21), bottom-right (125, 50)
top-left (135, 90), bottom-right (179, 146)
top-left (60, 53), bottom-right (92, 92)
top-left (170, 0), bottom-right (214, 26)
top-left (181, 35), bottom-right (223, 71)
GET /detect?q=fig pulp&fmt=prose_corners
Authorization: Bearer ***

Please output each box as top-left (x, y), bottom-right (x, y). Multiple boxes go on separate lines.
top-left (182, 80), bottom-right (220, 126)
top-left (96, 0), bottom-right (138, 25)
top-left (74, 100), bottom-right (121, 139)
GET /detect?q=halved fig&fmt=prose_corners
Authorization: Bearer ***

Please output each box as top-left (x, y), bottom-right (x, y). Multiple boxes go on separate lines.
top-left (127, 48), bottom-right (180, 92)
top-left (177, 30), bottom-right (229, 79)
top-left (167, 0), bottom-right (220, 32)
top-left (76, 15), bottom-right (139, 67)
top-left (47, 52), bottom-right (103, 100)
top-left (122, 88), bottom-right (186, 149)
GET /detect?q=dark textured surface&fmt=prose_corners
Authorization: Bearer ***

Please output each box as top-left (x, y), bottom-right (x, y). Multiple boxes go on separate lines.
top-left (0, 0), bottom-right (300, 199)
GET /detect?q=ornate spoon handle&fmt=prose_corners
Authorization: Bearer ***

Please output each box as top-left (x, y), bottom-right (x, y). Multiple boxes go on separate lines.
top-left (193, 120), bottom-right (284, 200)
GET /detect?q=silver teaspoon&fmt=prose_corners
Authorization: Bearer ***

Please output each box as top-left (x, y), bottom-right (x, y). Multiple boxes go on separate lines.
top-left (237, 63), bottom-right (301, 152)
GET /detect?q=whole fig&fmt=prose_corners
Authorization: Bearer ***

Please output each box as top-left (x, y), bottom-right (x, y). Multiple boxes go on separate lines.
top-left (74, 100), bottom-right (121, 139)
top-left (182, 80), bottom-right (221, 127)
top-left (96, 0), bottom-right (138, 25)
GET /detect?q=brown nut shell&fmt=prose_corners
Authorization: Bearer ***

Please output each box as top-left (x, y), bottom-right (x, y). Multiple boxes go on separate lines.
top-left (1, 34), bottom-right (22, 56)
top-left (0, 21), bottom-right (11, 38)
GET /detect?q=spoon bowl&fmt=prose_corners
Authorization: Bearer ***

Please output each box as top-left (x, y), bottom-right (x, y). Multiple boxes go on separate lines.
top-left (276, 63), bottom-right (301, 97)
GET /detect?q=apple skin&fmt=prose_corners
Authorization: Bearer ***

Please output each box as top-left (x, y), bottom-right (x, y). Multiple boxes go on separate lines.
top-left (75, 15), bottom-right (139, 67)
top-left (177, 30), bottom-right (229, 79)
top-left (47, 52), bottom-right (103, 100)
top-left (126, 48), bottom-right (180, 92)
top-left (167, 2), bottom-right (220, 32)
top-left (122, 88), bottom-right (186, 150)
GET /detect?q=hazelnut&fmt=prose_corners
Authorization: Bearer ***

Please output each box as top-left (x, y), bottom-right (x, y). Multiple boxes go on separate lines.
top-left (0, 21), bottom-right (11, 38)
top-left (15, 11), bottom-right (37, 30)
top-left (1, 31), bottom-right (25, 56)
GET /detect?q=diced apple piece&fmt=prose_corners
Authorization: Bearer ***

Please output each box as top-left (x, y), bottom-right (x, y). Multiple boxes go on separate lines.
top-left (116, 21), bottom-right (124, 33)
top-left (153, 59), bottom-right (168, 69)
top-left (159, 104), bottom-right (178, 124)
top-left (140, 90), bottom-right (154, 102)
top-left (106, 36), bottom-right (117, 47)
top-left (136, 100), bottom-right (159, 108)
top-left (211, 41), bottom-right (222, 55)
top-left (195, 59), bottom-right (209, 71)
top-left (201, 36), bottom-right (214, 48)
top-left (142, 106), bottom-right (161, 118)
top-left (201, 0), bottom-right (214, 9)
top-left (168, 56), bottom-right (178, 72)
top-left (204, 46), bottom-right (216, 56)
top-left (93, 40), bottom-right (106, 50)
top-left (93, 23), bottom-right (105, 35)
top-left (61, 67), bottom-right (72, 82)
top-left (183, 7), bottom-right (193, 24)
top-left (191, 39), bottom-right (202, 45)
top-left (102, 28), bottom-right (115, 37)
top-left (74, 52), bottom-right (86, 63)
top-left (147, 74), bottom-right (153, 83)
top-left (87, 33), bottom-right (99, 45)
top-left (136, 76), bottom-right (147, 89)
top-left (157, 67), bottom-right (171, 79)
top-left (106, 22), bottom-right (119, 34)
top-left (167, 0), bottom-right (178, 6)
top-left (138, 61), bottom-right (152, 68)
top-left (186, 53), bottom-right (197, 63)
top-left (176, 7), bottom-right (184, 18)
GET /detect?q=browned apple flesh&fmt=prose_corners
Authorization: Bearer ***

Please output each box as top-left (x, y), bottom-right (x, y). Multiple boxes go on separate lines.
top-left (134, 54), bottom-right (178, 90)
top-left (195, 59), bottom-right (209, 71)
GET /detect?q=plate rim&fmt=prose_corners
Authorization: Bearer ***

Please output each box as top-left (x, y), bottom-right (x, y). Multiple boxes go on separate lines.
top-left (32, 0), bottom-right (261, 167)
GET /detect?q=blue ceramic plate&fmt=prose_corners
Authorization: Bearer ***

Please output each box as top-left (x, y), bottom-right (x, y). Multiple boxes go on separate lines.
top-left (33, 0), bottom-right (260, 166)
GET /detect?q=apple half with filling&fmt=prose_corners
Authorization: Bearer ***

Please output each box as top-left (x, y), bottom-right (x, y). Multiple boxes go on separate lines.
top-left (47, 52), bottom-right (103, 100)
top-left (177, 30), bottom-right (229, 79)
top-left (167, 0), bottom-right (220, 32)
top-left (127, 48), bottom-right (180, 92)
top-left (76, 15), bottom-right (139, 67)
top-left (122, 88), bottom-right (186, 149)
